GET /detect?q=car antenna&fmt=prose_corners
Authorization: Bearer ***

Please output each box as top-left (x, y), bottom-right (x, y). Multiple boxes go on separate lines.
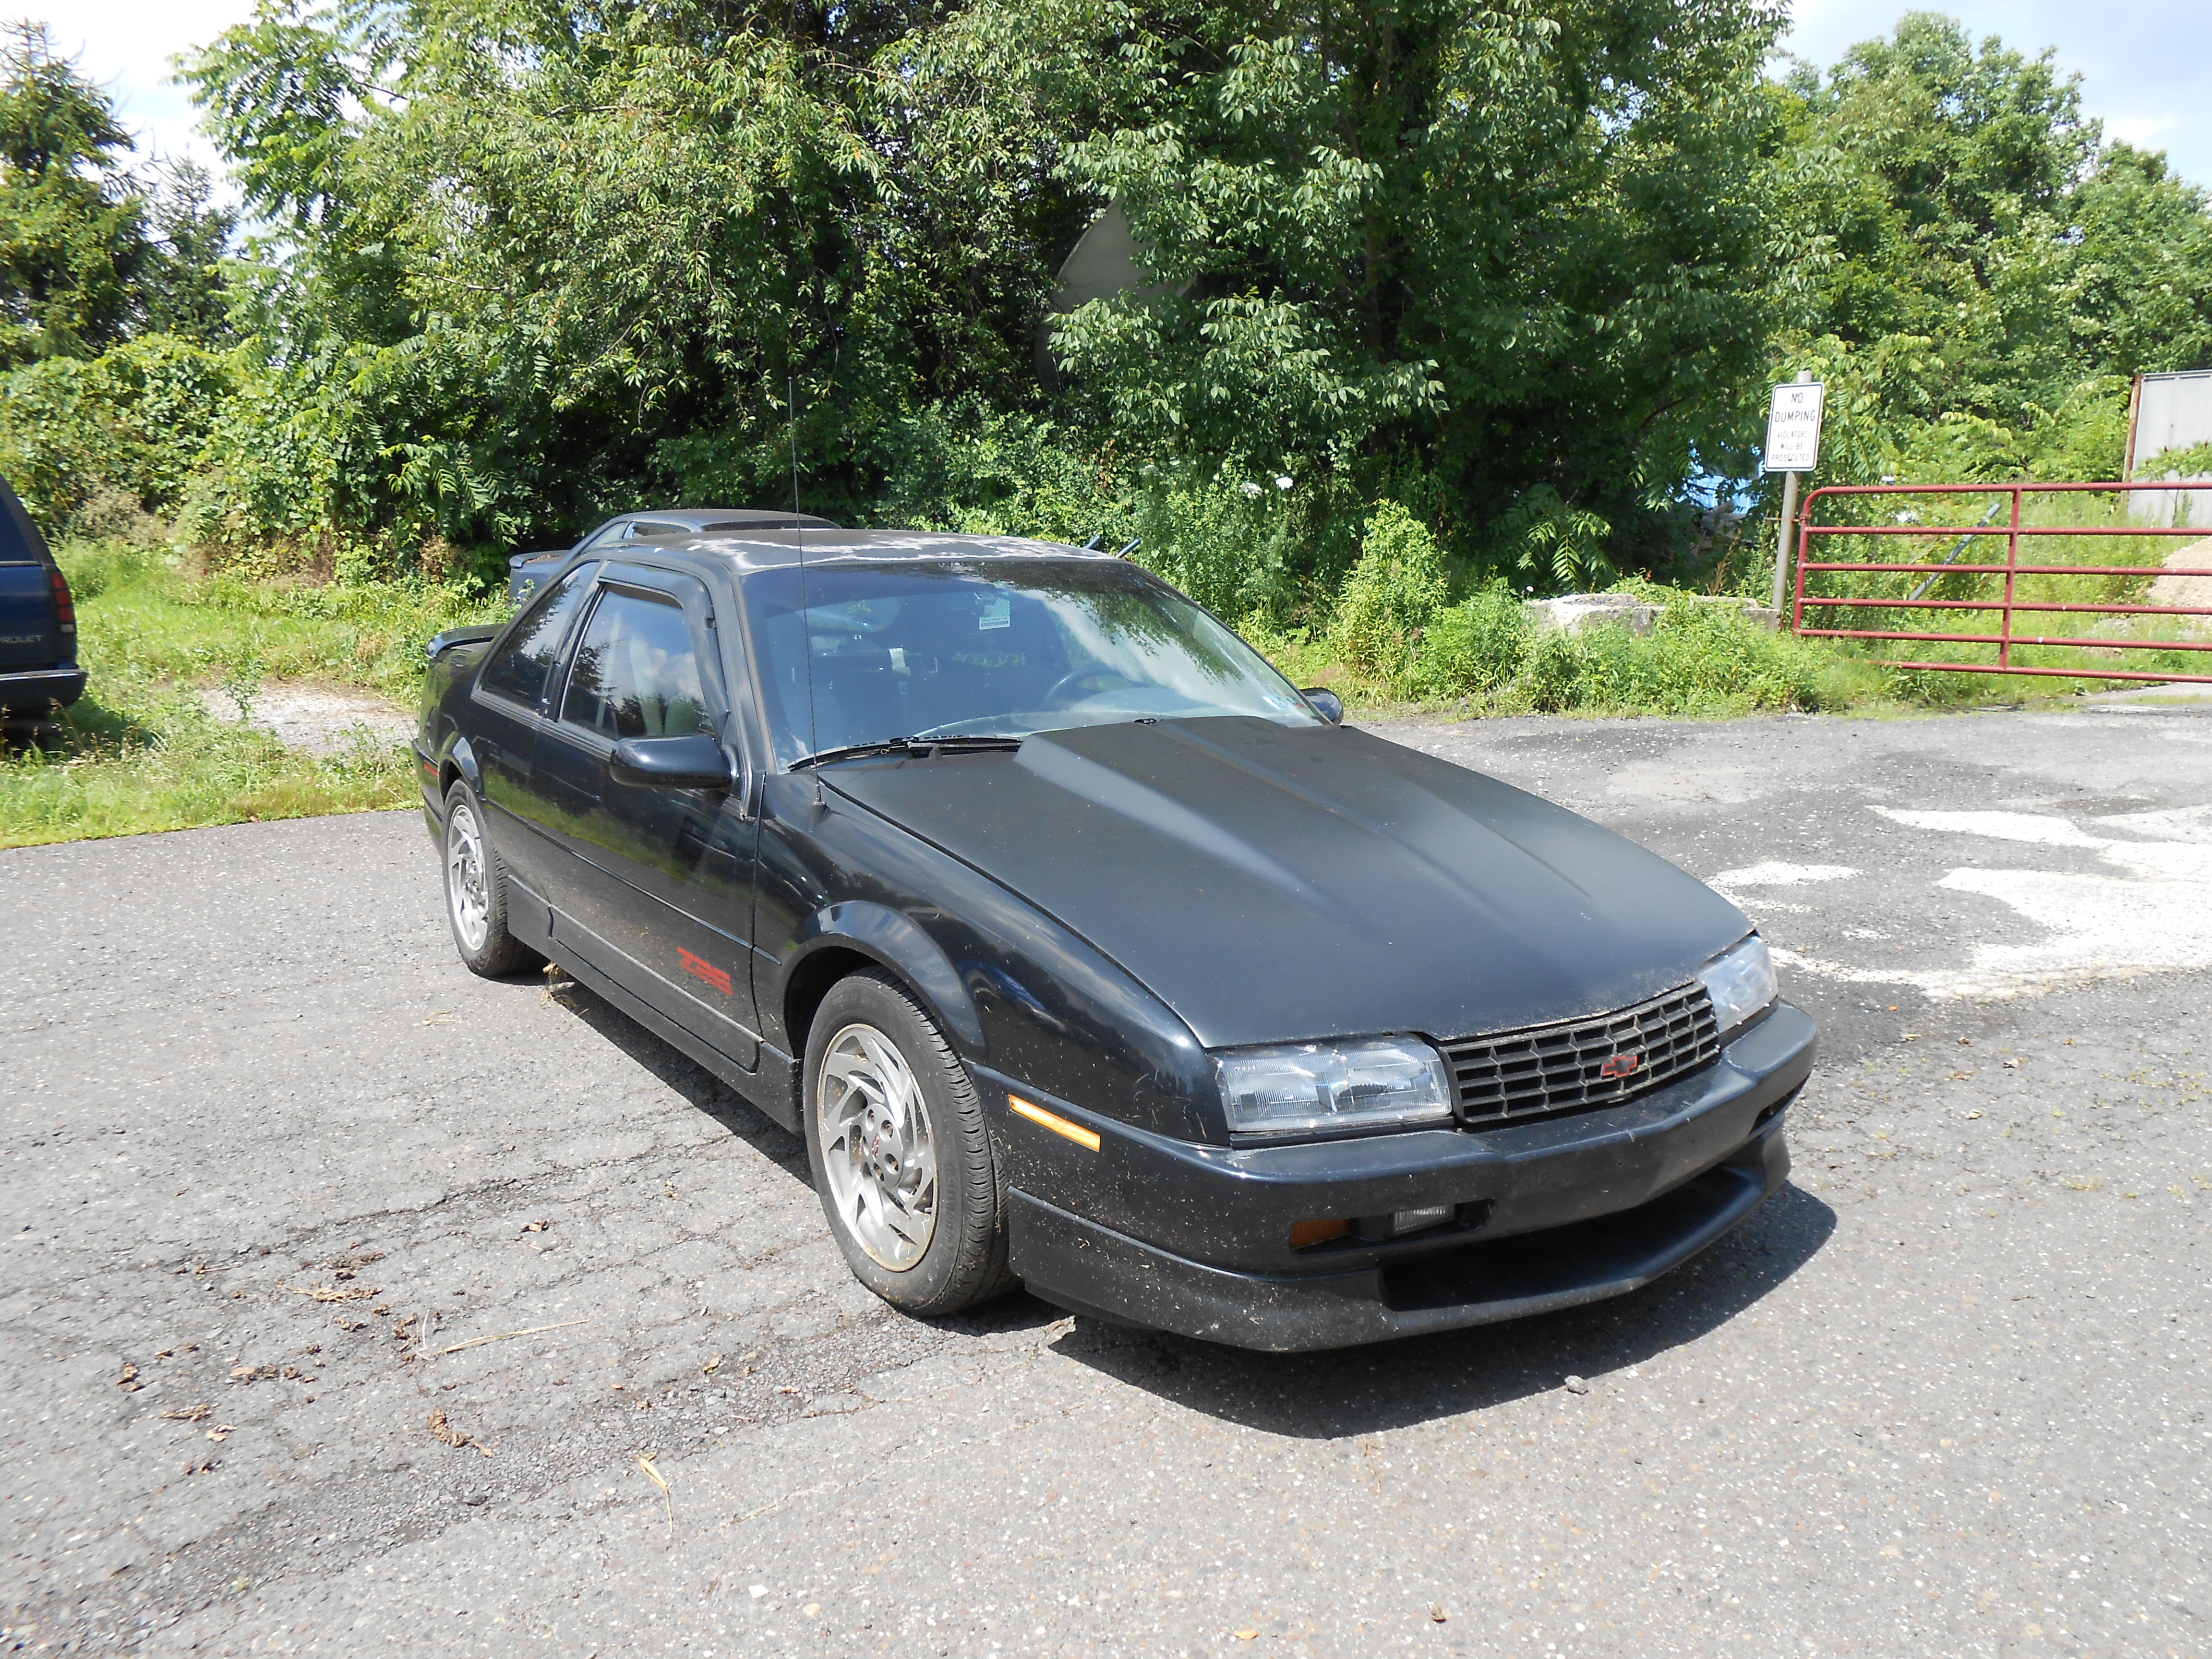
top-left (1116, 537), bottom-right (1141, 559)
top-left (791, 371), bottom-right (821, 805)
top-left (1082, 533), bottom-right (1104, 550)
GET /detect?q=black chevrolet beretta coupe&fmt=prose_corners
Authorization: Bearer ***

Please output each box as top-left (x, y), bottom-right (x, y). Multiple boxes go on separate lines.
top-left (413, 527), bottom-right (1815, 1350)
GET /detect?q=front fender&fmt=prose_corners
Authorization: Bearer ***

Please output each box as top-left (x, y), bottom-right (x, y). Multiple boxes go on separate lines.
top-left (784, 901), bottom-right (986, 1053)
top-left (754, 779), bottom-right (1219, 1143)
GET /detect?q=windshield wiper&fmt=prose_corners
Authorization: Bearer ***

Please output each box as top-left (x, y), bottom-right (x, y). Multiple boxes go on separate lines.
top-left (790, 735), bottom-right (1023, 770)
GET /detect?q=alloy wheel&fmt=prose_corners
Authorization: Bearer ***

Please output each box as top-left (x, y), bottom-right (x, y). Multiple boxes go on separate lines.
top-left (446, 801), bottom-right (491, 952)
top-left (816, 1022), bottom-right (938, 1270)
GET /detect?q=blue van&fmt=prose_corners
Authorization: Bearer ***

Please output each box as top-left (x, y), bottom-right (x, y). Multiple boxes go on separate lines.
top-left (0, 479), bottom-right (84, 719)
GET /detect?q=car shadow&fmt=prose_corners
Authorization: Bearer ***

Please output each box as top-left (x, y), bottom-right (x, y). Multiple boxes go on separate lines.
top-left (528, 968), bottom-right (817, 1186)
top-left (0, 710), bottom-right (67, 755)
top-left (4, 697), bottom-right (166, 757)
top-left (1043, 1181), bottom-right (1837, 1438)
top-left (510, 966), bottom-right (1072, 1343)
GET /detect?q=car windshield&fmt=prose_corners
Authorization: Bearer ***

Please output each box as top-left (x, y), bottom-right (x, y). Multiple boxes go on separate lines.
top-left (743, 558), bottom-right (1321, 766)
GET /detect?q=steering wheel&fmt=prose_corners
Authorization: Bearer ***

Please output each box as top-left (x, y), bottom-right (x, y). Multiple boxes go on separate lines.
top-left (1040, 667), bottom-right (1137, 710)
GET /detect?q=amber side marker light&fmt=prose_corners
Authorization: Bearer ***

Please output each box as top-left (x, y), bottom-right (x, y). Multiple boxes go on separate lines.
top-left (1290, 1219), bottom-right (1353, 1248)
top-left (1008, 1095), bottom-right (1100, 1152)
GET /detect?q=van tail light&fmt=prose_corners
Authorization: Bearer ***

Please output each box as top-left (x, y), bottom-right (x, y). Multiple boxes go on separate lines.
top-left (49, 567), bottom-right (75, 630)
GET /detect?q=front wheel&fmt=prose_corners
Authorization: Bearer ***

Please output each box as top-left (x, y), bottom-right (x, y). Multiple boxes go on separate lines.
top-left (442, 781), bottom-right (543, 979)
top-left (803, 972), bottom-right (1015, 1315)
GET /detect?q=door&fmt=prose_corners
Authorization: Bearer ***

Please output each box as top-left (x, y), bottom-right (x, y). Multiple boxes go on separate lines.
top-left (467, 562), bottom-right (597, 902)
top-left (533, 573), bottom-right (762, 1067)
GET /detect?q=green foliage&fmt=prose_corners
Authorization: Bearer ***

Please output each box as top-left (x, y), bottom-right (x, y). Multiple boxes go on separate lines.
top-left (176, 0), bottom-right (1093, 547)
top-left (133, 164), bottom-right (240, 344)
top-left (0, 332), bottom-right (235, 528)
top-left (0, 678), bottom-right (415, 848)
top-left (0, 0), bottom-right (2202, 769)
top-left (1411, 584), bottom-right (1532, 699)
top-left (872, 403), bottom-right (1127, 546)
top-left (1265, 577), bottom-right (1899, 717)
top-left (1046, 0), bottom-right (1785, 560)
top-left (1746, 11), bottom-right (2212, 539)
top-left (1130, 469), bottom-right (1334, 621)
top-left (51, 535), bottom-right (505, 703)
top-left (0, 26), bottom-right (234, 369)
top-left (1332, 502), bottom-right (1448, 693)
top-left (1491, 487), bottom-right (1617, 592)
top-left (1514, 601), bottom-right (1851, 715)
top-left (2140, 441), bottom-right (2212, 481)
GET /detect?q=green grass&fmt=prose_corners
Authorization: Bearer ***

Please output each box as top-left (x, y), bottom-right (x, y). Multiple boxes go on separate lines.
top-left (0, 540), bottom-right (507, 849)
top-left (1250, 586), bottom-right (1950, 720)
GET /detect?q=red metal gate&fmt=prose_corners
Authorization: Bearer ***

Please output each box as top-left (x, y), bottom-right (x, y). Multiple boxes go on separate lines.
top-left (1792, 481), bottom-right (2212, 685)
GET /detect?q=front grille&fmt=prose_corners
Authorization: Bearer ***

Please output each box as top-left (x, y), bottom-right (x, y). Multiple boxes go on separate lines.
top-left (1443, 984), bottom-right (1720, 1127)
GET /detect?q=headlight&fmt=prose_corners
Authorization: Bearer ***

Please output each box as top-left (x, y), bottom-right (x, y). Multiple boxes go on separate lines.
top-left (1215, 1037), bottom-right (1454, 1139)
top-left (1698, 935), bottom-right (1777, 1036)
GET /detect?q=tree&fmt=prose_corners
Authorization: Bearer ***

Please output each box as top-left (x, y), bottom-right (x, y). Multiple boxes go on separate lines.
top-left (159, 1), bottom-right (2212, 579)
top-left (180, 0), bottom-right (1095, 542)
top-left (137, 161), bottom-right (239, 343)
top-left (0, 23), bottom-right (148, 363)
top-left (1040, 0), bottom-right (1790, 566)
top-left (1759, 13), bottom-right (2212, 490)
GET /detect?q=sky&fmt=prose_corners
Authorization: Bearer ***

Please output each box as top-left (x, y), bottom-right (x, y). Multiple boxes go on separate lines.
top-left (35, 0), bottom-right (2212, 189)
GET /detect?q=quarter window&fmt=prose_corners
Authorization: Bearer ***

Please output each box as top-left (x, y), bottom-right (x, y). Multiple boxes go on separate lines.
top-left (480, 566), bottom-right (590, 707)
top-left (561, 590), bottom-right (709, 741)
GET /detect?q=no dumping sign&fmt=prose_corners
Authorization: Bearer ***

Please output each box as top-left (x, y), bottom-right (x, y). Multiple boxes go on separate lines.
top-left (1764, 381), bottom-right (1826, 473)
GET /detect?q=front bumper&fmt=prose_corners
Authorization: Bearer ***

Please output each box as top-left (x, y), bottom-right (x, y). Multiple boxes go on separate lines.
top-left (991, 1001), bottom-right (1815, 1351)
top-left (0, 664), bottom-right (86, 710)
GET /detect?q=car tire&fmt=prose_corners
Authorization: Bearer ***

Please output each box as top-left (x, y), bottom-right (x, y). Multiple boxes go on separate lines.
top-left (441, 780), bottom-right (544, 979)
top-left (803, 971), bottom-right (1016, 1316)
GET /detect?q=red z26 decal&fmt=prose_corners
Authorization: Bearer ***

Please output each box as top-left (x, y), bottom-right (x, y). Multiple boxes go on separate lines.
top-left (677, 947), bottom-right (734, 997)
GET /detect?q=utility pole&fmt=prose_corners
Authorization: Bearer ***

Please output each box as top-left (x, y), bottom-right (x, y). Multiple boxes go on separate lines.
top-left (1765, 370), bottom-right (1825, 623)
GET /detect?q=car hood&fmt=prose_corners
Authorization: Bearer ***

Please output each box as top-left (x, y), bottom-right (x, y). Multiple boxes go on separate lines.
top-left (825, 717), bottom-right (1752, 1050)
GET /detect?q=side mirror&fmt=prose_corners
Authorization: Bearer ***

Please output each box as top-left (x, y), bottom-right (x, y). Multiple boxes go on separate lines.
top-left (609, 733), bottom-right (735, 790)
top-left (1299, 686), bottom-right (1345, 726)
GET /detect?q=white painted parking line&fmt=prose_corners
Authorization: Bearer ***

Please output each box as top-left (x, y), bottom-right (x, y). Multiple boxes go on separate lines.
top-left (1707, 861), bottom-right (1859, 915)
top-left (1771, 806), bottom-right (2212, 998)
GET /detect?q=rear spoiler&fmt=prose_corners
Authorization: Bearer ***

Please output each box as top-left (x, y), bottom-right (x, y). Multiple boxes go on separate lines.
top-left (425, 625), bottom-right (501, 661)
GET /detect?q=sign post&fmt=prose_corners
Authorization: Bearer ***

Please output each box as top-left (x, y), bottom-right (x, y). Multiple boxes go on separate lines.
top-left (1765, 374), bottom-right (1826, 618)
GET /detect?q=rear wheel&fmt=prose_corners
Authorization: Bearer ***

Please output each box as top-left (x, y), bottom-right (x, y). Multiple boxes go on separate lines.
top-left (804, 971), bottom-right (1015, 1315)
top-left (442, 781), bottom-right (543, 978)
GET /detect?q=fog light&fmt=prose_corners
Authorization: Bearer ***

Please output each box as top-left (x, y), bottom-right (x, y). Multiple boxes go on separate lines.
top-left (1391, 1205), bottom-right (1453, 1236)
top-left (1356, 1205), bottom-right (1457, 1243)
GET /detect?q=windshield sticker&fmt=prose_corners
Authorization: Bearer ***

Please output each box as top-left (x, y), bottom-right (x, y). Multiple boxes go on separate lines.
top-left (977, 596), bottom-right (1011, 631)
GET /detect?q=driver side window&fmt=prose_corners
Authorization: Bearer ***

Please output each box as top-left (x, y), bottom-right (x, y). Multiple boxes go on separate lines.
top-left (561, 589), bottom-right (709, 741)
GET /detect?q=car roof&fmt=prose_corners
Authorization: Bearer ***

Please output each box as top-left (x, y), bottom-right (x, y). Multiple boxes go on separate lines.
top-left (620, 528), bottom-right (1124, 574)
top-left (620, 507), bottom-right (840, 532)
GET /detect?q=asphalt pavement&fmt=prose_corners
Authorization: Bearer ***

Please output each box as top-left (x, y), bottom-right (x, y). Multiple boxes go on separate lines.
top-left (3, 699), bottom-right (2210, 1657)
